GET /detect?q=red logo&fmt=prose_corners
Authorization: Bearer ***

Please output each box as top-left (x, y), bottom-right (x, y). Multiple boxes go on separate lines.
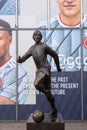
top-left (83, 37), bottom-right (87, 49)
top-left (0, 78), bottom-right (2, 87)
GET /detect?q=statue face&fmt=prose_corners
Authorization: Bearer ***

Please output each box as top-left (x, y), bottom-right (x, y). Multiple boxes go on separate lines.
top-left (33, 30), bottom-right (42, 43)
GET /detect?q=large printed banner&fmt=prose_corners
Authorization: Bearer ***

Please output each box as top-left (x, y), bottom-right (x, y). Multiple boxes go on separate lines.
top-left (0, 72), bottom-right (87, 120)
top-left (0, 0), bottom-right (87, 121)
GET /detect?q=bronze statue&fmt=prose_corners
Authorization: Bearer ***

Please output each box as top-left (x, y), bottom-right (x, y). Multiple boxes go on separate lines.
top-left (17, 30), bottom-right (61, 119)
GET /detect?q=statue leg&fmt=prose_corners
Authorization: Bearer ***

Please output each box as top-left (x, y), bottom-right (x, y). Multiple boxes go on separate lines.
top-left (34, 71), bottom-right (46, 92)
top-left (44, 88), bottom-right (57, 117)
top-left (34, 72), bottom-right (57, 117)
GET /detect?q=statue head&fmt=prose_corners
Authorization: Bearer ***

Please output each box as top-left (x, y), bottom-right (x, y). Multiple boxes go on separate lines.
top-left (33, 30), bottom-right (42, 43)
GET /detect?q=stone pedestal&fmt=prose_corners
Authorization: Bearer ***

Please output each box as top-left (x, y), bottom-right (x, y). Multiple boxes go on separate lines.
top-left (27, 122), bottom-right (64, 130)
top-left (27, 113), bottom-right (64, 130)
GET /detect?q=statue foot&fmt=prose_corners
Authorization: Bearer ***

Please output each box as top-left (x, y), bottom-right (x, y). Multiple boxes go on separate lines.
top-left (50, 108), bottom-right (57, 117)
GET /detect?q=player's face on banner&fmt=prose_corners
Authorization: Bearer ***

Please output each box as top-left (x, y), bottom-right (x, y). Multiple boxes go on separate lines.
top-left (0, 29), bottom-right (11, 57)
top-left (55, 0), bottom-right (81, 17)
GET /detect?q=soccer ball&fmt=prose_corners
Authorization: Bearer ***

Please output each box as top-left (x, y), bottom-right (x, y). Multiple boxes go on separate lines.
top-left (32, 110), bottom-right (44, 123)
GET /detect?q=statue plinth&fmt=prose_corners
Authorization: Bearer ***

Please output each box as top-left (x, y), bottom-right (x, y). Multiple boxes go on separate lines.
top-left (27, 113), bottom-right (64, 130)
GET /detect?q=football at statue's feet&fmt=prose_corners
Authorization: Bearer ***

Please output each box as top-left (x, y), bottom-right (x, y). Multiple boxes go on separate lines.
top-left (32, 110), bottom-right (44, 123)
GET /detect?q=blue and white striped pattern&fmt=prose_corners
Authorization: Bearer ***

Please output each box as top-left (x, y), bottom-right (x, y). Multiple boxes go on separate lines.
top-left (0, 57), bottom-right (29, 104)
top-left (37, 15), bottom-right (87, 71)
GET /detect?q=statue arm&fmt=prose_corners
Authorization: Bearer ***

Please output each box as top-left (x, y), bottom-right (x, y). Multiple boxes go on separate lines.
top-left (17, 48), bottom-right (32, 63)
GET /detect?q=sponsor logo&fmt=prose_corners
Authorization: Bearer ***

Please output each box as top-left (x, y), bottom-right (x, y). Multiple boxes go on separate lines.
top-left (51, 54), bottom-right (87, 69)
top-left (83, 37), bottom-right (87, 49)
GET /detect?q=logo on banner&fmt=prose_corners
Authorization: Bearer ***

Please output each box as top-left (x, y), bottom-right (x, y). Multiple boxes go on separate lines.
top-left (83, 37), bottom-right (87, 49)
top-left (0, 78), bottom-right (2, 87)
